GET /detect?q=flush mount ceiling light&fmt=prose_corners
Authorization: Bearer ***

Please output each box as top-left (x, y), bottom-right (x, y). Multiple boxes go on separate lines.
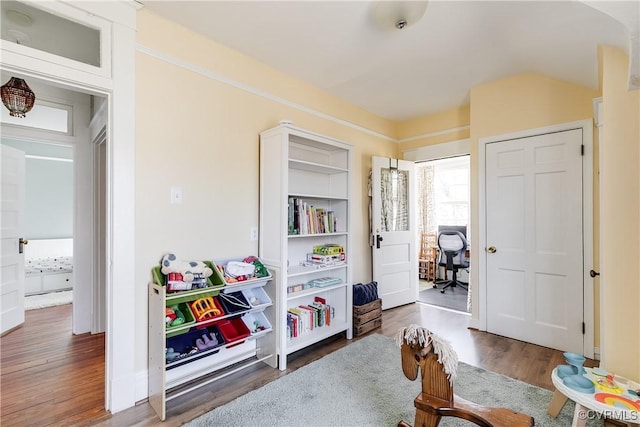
top-left (373, 0), bottom-right (429, 30)
top-left (6, 9), bottom-right (33, 26)
top-left (1, 77), bottom-right (36, 118)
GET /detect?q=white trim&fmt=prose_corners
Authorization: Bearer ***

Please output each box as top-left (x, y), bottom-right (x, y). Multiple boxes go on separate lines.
top-left (136, 44), bottom-right (396, 143)
top-left (477, 119), bottom-right (595, 359)
top-left (2, 1), bottom-right (137, 414)
top-left (25, 154), bottom-right (72, 162)
top-left (135, 369), bottom-right (149, 403)
top-left (402, 138), bottom-right (470, 162)
top-left (398, 125), bottom-right (470, 143)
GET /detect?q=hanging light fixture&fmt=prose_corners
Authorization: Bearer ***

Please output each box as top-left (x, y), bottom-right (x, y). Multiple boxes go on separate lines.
top-left (1, 77), bottom-right (36, 118)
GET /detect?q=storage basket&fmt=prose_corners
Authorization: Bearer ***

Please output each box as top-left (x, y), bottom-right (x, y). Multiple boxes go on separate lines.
top-left (213, 256), bottom-right (272, 287)
top-left (242, 311), bottom-right (273, 338)
top-left (190, 296), bottom-right (225, 329)
top-left (217, 318), bottom-right (251, 347)
top-left (165, 324), bottom-right (225, 368)
top-left (218, 291), bottom-right (252, 315)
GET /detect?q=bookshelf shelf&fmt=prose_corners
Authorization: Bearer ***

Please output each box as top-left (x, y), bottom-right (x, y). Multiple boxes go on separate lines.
top-left (286, 282), bottom-right (347, 301)
top-left (260, 124), bottom-right (353, 371)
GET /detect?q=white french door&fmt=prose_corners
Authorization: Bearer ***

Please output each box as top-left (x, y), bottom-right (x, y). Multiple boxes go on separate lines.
top-left (371, 156), bottom-right (418, 309)
top-left (1, 145), bottom-right (26, 335)
top-left (485, 129), bottom-right (584, 353)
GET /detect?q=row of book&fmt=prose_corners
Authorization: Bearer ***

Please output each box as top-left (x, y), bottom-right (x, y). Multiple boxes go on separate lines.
top-left (288, 198), bottom-right (337, 235)
top-left (286, 296), bottom-right (335, 340)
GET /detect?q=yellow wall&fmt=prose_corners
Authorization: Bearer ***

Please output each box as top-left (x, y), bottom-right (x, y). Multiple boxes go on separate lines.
top-left (135, 9), bottom-right (637, 382)
top-left (599, 46), bottom-right (640, 381)
top-left (397, 105), bottom-right (470, 151)
top-left (134, 10), bottom-right (397, 374)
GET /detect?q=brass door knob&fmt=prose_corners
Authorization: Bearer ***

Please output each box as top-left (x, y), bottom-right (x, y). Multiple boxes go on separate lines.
top-left (487, 246), bottom-right (497, 253)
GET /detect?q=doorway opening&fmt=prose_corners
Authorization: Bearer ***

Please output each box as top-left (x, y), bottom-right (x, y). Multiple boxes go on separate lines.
top-left (416, 155), bottom-right (470, 313)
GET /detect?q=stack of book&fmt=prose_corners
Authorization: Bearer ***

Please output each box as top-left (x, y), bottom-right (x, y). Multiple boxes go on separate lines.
top-left (286, 296), bottom-right (334, 340)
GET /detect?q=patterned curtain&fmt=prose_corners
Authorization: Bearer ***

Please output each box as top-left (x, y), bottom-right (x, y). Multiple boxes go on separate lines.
top-left (418, 164), bottom-right (436, 235)
top-left (380, 168), bottom-right (409, 232)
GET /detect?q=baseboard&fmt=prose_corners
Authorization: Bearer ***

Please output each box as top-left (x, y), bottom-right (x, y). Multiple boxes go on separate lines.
top-left (468, 318), bottom-right (480, 330)
top-left (136, 369), bottom-right (149, 403)
top-left (593, 347), bottom-right (601, 361)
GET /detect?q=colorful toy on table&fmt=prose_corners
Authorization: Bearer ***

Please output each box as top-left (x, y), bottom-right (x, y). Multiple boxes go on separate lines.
top-left (595, 374), bottom-right (624, 394)
top-left (595, 392), bottom-right (640, 410)
top-left (160, 253), bottom-right (213, 284)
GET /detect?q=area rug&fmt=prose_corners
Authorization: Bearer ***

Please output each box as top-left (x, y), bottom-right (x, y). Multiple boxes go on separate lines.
top-left (25, 290), bottom-right (72, 310)
top-left (186, 333), bottom-right (602, 426)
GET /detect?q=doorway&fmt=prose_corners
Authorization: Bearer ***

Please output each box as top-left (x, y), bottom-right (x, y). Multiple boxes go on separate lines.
top-left (416, 155), bottom-right (471, 313)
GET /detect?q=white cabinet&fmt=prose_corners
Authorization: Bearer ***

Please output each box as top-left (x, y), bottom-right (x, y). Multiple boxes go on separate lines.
top-left (259, 124), bottom-right (353, 371)
top-left (148, 268), bottom-right (277, 421)
top-left (25, 272), bottom-right (72, 295)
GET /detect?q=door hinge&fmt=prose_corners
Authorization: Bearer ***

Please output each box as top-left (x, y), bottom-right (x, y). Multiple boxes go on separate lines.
top-left (581, 144), bottom-right (584, 156)
top-left (582, 322), bottom-right (586, 334)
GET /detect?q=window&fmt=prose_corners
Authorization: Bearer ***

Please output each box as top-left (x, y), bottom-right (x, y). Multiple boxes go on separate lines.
top-left (0, 101), bottom-right (71, 134)
top-left (417, 155), bottom-right (470, 235)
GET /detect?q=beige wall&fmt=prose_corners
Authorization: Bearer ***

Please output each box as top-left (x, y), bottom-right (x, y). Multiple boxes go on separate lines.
top-left (397, 105), bottom-right (470, 151)
top-left (135, 10), bottom-right (397, 375)
top-left (599, 46), bottom-right (640, 381)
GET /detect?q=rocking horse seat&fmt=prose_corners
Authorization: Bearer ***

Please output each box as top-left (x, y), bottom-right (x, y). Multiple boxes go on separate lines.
top-left (396, 325), bottom-right (534, 427)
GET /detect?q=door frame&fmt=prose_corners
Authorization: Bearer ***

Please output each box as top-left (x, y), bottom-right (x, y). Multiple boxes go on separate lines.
top-left (0, 1), bottom-right (137, 412)
top-left (477, 119), bottom-right (594, 359)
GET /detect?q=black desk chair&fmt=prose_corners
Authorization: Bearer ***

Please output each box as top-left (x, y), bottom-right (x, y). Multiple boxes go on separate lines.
top-left (435, 230), bottom-right (469, 293)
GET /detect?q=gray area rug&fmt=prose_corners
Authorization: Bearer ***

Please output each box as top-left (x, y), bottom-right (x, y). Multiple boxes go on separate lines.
top-left (186, 334), bottom-right (602, 426)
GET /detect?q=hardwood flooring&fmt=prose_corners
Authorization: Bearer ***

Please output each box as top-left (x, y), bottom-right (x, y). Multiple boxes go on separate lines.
top-left (0, 302), bottom-right (597, 426)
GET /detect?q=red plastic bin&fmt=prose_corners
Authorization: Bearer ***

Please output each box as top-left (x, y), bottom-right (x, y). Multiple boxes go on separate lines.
top-left (190, 296), bottom-right (225, 329)
top-left (217, 318), bottom-right (251, 347)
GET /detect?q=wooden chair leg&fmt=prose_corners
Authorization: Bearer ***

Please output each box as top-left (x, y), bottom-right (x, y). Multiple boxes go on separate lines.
top-left (415, 408), bottom-right (441, 427)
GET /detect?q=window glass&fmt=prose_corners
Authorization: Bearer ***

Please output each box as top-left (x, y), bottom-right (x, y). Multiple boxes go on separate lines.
top-left (1, 102), bottom-right (70, 133)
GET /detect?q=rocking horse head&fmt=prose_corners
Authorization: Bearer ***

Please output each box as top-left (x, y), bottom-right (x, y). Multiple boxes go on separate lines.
top-left (395, 325), bottom-right (459, 385)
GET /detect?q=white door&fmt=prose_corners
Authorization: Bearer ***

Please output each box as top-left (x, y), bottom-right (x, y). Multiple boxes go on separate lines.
top-left (371, 156), bottom-right (418, 309)
top-left (485, 129), bottom-right (584, 353)
top-left (1, 145), bottom-right (26, 335)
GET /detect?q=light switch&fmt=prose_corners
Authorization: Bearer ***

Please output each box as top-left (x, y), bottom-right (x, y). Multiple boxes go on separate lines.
top-left (170, 186), bottom-right (183, 204)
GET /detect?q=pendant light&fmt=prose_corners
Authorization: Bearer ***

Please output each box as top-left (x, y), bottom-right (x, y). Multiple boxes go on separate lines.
top-left (1, 77), bottom-right (36, 118)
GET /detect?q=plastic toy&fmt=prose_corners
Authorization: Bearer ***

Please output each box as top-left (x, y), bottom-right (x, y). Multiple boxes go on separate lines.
top-left (195, 332), bottom-right (219, 351)
top-left (168, 305), bottom-right (185, 327)
top-left (244, 256), bottom-right (269, 278)
top-left (165, 347), bottom-right (181, 362)
top-left (160, 253), bottom-right (213, 283)
top-left (165, 307), bottom-right (177, 326)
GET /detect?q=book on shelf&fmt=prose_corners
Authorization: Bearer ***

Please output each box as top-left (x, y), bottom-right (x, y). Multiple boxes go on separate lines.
top-left (287, 198), bottom-right (338, 235)
top-left (286, 297), bottom-right (335, 340)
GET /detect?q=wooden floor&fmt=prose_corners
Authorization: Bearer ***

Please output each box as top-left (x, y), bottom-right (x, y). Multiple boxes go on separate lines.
top-left (0, 302), bottom-right (597, 426)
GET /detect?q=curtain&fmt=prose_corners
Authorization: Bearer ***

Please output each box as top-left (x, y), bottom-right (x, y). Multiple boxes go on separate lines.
top-left (380, 168), bottom-right (409, 232)
top-left (418, 164), bottom-right (436, 235)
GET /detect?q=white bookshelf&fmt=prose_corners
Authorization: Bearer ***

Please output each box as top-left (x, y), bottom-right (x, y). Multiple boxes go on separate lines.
top-left (259, 124), bottom-right (353, 370)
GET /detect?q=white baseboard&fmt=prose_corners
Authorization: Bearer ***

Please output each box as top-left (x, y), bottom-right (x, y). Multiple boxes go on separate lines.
top-left (593, 347), bottom-right (601, 361)
top-left (136, 369), bottom-right (149, 403)
top-left (468, 318), bottom-right (480, 330)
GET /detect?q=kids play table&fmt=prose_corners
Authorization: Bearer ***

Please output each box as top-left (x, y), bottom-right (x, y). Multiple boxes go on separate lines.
top-left (549, 366), bottom-right (640, 426)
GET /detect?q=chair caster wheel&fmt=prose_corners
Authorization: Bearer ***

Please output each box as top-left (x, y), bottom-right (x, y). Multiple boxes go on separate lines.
top-left (441, 290), bottom-right (445, 294)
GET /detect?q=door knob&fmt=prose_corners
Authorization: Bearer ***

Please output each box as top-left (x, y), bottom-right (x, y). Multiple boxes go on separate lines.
top-left (376, 235), bottom-right (384, 249)
top-left (589, 269), bottom-right (600, 278)
top-left (487, 246), bottom-right (497, 253)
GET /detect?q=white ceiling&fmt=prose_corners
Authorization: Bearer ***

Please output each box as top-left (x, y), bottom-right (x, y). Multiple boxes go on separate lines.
top-left (142, 1), bottom-right (639, 121)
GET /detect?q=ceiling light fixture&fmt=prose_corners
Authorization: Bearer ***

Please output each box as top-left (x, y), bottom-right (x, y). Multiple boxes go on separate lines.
top-left (373, 1), bottom-right (429, 31)
top-left (1, 77), bottom-right (36, 118)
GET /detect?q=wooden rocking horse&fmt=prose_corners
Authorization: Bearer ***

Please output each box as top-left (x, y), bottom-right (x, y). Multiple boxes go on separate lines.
top-left (396, 325), bottom-right (534, 427)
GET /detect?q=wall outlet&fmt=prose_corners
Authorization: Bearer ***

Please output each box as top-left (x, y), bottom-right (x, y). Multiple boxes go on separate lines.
top-left (250, 227), bottom-right (258, 241)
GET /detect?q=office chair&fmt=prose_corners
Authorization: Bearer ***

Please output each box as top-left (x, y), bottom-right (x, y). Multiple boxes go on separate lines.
top-left (436, 230), bottom-right (468, 293)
